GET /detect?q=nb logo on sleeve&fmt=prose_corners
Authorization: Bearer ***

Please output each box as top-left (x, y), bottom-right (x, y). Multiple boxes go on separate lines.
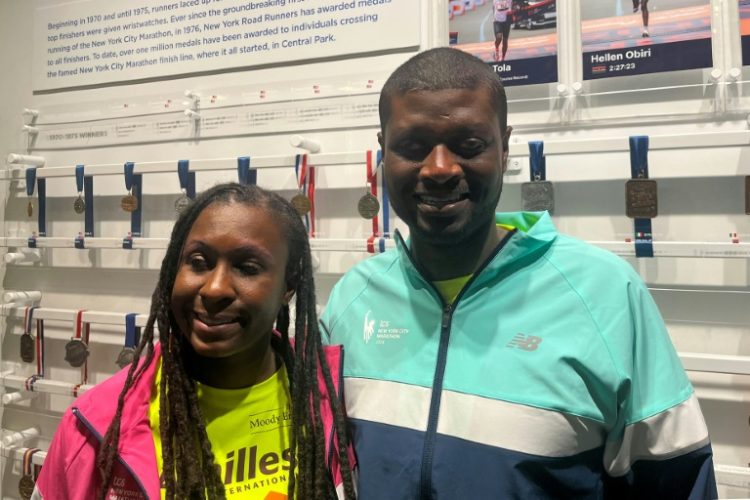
top-left (506, 334), bottom-right (542, 351)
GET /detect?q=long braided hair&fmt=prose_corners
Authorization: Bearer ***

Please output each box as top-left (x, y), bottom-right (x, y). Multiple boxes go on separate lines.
top-left (95, 183), bottom-right (356, 499)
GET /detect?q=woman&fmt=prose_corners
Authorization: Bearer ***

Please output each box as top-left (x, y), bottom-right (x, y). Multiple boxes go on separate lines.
top-left (35, 183), bottom-right (356, 499)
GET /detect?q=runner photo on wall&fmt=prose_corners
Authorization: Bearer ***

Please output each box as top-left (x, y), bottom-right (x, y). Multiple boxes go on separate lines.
top-left (582, 0), bottom-right (712, 80)
top-left (740, 0), bottom-right (750, 66)
top-left (449, 0), bottom-right (558, 87)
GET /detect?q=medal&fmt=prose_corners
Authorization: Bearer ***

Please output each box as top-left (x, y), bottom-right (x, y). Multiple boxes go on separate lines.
top-left (66, 310), bottom-right (90, 368)
top-left (18, 447), bottom-right (40, 500)
top-left (116, 347), bottom-right (136, 369)
top-left (65, 338), bottom-right (89, 367)
top-left (121, 161), bottom-right (139, 213)
top-left (20, 307), bottom-right (37, 363)
top-left (73, 164), bottom-right (86, 214)
top-left (626, 178), bottom-right (658, 219)
top-left (73, 195), bottom-right (85, 214)
top-left (120, 192), bottom-right (138, 212)
top-left (291, 193), bottom-right (311, 216)
top-left (358, 191), bottom-right (380, 219)
top-left (175, 193), bottom-right (190, 213)
top-left (20, 334), bottom-right (34, 363)
top-left (117, 313), bottom-right (140, 369)
top-left (521, 180), bottom-right (555, 212)
top-left (175, 160), bottom-right (193, 214)
top-left (25, 168), bottom-right (36, 219)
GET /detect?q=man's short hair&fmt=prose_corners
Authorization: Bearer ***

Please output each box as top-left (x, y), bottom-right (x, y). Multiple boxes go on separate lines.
top-left (379, 47), bottom-right (508, 133)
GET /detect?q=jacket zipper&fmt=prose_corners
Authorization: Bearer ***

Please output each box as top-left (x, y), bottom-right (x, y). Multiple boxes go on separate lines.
top-left (71, 407), bottom-right (150, 499)
top-left (408, 229), bottom-right (517, 500)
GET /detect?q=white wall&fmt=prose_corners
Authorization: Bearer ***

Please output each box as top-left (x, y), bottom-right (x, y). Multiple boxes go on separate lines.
top-left (1, 0), bottom-right (749, 498)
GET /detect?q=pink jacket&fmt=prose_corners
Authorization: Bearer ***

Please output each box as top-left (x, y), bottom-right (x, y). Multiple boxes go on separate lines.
top-left (34, 343), bottom-right (354, 499)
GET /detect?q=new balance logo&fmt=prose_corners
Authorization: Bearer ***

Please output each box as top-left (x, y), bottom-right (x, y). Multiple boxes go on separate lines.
top-left (507, 334), bottom-right (542, 351)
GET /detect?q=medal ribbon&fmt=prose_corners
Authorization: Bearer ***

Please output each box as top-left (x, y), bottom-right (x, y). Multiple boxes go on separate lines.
top-left (294, 154), bottom-right (316, 235)
top-left (25, 168), bottom-right (36, 197)
top-left (124, 162), bottom-right (135, 193)
top-left (237, 156), bottom-right (257, 185)
top-left (75, 165), bottom-right (84, 195)
top-left (365, 150), bottom-right (383, 253)
top-left (74, 309), bottom-right (91, 385)
top-left (23, 447), bottom-right (39, 478)
top-left (629, 136), bottom-right (654, 258)
top-left (36, 177), bottom-right (47, 238)
top-left (178, 159), bottom-right (190, 196)
top-left (36, 318), bottom-right (45, 378)
top-left (528, 141), bottom-right (546, 181)
top-left (23, 306), bottom-right (38, 337)
top-left (125, 313), bottom-right (139, 349)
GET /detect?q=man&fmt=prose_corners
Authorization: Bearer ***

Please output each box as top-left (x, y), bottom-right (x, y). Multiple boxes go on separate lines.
top-left (493, 0), bottom-right (513, 61)
top-left (321, 47), bottom-right (716, 498)
top-left (633, 0), bottom-right (650, 37)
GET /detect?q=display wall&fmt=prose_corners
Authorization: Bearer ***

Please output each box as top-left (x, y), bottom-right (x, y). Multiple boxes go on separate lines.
top-left (2, 0), bottom-right (750, 498)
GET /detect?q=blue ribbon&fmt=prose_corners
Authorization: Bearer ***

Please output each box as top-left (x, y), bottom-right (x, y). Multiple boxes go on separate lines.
top-left (75, 165), bottom-right (84, 193)
top-left (629, 135), bottom-right (653, 258)
top-left (237, 156), bottom-right (256, 185)
top-left (124, 162), bottom-right (135, 191)
top-left (26, 168), bottom-right (36, 196)
top-left (124, 313), bottom-right (139, 348)
top-left (528, 141), bottom-right (546, 181)
top-left (178, 159), bottom-right (189, 191)
top-left (377, 149), bottom-right (390, 237)
top-left (629, 136), bottom-right (649, 178)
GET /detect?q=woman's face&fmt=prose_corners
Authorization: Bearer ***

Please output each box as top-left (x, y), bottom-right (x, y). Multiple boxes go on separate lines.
top-left (171, 202), bottom-right (292, 359)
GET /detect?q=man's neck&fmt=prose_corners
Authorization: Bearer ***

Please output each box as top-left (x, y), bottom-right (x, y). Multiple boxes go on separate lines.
top-left (410, 222), bottom-right (507, 282)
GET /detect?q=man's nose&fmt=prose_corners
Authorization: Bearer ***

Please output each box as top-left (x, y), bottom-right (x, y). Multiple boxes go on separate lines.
top-left (419, 144), bottom-right (463, 184)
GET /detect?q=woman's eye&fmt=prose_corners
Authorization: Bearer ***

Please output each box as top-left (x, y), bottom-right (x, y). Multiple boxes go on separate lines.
top-left (187, 254), bottom-right (208, 271)
top-left (238, 263), bottom-right (261, 276)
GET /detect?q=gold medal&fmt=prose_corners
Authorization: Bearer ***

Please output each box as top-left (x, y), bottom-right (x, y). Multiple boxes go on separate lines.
top-left (18, 447), bottom-right (39, 500)
top-left (120, 192), bottom-right (138, 212)
top-left (26, 200), bottom-right (33, 218)
top-left (358, 193), bottom-right (380, 219)
top-left (73, 195), bottom-right (85, 214)
top-left (116, 347), bottom-right (136, 369)
top-left (626, 179), bottom-right (658, 219)
top-left (291, 193), bottom-right (312, 216)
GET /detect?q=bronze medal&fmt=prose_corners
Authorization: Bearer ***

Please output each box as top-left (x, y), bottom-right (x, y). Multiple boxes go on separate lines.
top-left (27, 200), bottom-right (33, 218)
top-left (745, 176), bottom-right (749, 215)
top-left (64, 338), bottom-right (89, 367)
top-left (626, 179), bottom-right (658, 218)
top-left (116, 347), bottom-right (136, 369)
top-left (291, 193), bottom-right (312, 216)
top-left (73, 195), bottom-right (86, 214)
top-left (521, 181), bottom-right (555, 213)
top-left (175, 194), bottom-right (190, 213)
top-left (357, 193), bottom-right (380, 219)
top-left (120, 193), bottom-right (138, 212)
top-left (18, 474), bottom-right (35, 500)
top-left (20, 333), bottom-right (34, 363)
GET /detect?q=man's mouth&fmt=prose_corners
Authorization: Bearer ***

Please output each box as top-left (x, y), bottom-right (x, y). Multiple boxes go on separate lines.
top-left (415, 192), bottom-right (470, 208)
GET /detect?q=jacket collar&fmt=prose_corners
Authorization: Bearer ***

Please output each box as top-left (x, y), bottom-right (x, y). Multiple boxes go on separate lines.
top-left (394, 211), bottom-right (558, 296)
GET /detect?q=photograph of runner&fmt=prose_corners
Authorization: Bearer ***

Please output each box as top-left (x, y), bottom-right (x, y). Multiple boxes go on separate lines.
top-left (449, 0), bottom-right (557, 86)
top-left (582, 0), bottom-right (712, 80)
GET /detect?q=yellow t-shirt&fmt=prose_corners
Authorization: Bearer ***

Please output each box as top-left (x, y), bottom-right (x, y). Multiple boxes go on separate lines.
top-left (149, 361), bottom-right (292, 499)
top-left (432, 223), bottom-right (516, 304)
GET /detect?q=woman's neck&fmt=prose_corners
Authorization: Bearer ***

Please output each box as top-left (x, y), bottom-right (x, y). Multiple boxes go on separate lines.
top-left (183, 337), bottom-right (278, 389)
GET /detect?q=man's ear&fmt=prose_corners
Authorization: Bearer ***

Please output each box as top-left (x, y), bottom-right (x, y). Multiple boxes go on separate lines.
top-left (501, 125), bottom-right (513, 173)
top-left (377, 131), bottom-right (384, 150)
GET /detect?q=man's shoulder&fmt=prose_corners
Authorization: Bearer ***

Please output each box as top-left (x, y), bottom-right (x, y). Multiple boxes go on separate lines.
top-left (332, 248), bottom-right (402, 291)
top-left (547, 232), bottom-right (640, 283)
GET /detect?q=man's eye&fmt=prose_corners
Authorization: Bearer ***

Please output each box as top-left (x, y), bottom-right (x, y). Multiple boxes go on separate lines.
top-left (396, 141), bottom-right (430, 160)
top-left (457, 138), bottom-right (486, 157)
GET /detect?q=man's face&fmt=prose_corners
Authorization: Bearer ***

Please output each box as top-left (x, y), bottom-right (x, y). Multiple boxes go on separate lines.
top-left (379, 87), bottom-right (510, 246)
